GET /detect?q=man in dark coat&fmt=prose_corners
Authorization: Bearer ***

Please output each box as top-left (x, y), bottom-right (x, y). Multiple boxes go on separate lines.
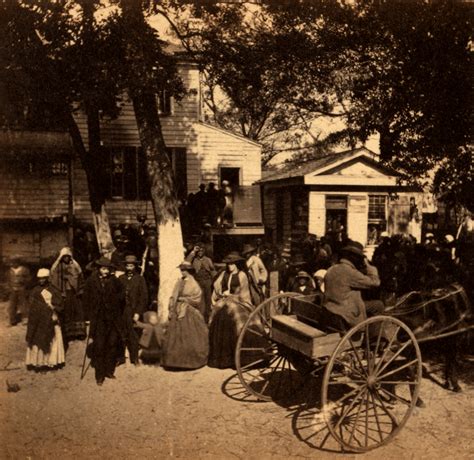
top-left (83, 257), bottom-right (126, 385)
top-left (118, 255), bottom-right (148, 364)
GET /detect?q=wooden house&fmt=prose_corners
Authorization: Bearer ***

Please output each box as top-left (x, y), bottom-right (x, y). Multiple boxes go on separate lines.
top-left (260, 147), bottom-right (423, 256)
top-left (0, 50), bottom-right (263, 265)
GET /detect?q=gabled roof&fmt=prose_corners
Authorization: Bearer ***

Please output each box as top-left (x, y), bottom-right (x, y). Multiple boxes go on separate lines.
top-left (195, 122), bottom-right (262, 147)
top-left (260, 147), bottom-right (397, 184)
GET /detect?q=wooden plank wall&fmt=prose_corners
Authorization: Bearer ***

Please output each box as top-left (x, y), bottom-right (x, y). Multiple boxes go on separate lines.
top-left (0, 168), bottom-right (69, 220)
top-left (262, 187), bottom-right (276, 233)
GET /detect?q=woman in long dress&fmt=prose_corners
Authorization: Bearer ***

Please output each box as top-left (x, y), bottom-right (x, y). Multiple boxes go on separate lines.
top-left (208, 252), bottom-right (264, 369)
top-left (50, 247), bottom-right (86, 342)
top-left (161, 261), bottom-right (209, 369)
top-left (26, 269), bottom-right (65, 371)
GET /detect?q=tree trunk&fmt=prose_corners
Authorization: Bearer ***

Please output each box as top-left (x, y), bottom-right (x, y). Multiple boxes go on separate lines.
top-left (130, 93), bottom-right (183, 324)
top-left (64, 110), bottom-right (115, 256)
top-left (120, 0), bottom-right (184, 323)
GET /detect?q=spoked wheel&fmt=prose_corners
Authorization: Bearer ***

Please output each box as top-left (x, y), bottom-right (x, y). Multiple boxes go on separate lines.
top-left (321, 316), bottom-right (422, 452)
top-left (235, 292), bottom-right (311, 402)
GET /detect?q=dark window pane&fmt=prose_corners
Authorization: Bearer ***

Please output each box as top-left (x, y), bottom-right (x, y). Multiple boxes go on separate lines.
top-left (174, 147), bottom-right (187, 200)
top-left (368, 195), bottom-right (386, 220)
top-left (123, 147), bottom-right (138, 200)
top-left (158, 90), bottom-right (171, 115)
top-left (166, 147), bottom-right (187, 201)
top-left (137, 148), bottom-right (151, 200)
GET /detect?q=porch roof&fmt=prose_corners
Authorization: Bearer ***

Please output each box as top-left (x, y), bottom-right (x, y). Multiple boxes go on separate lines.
top-left (259, 147), bottom-right (399, 187)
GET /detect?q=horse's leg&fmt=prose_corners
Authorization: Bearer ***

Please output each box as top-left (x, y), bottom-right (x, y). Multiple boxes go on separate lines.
top-left (444, 336), bottom-right (462, 392)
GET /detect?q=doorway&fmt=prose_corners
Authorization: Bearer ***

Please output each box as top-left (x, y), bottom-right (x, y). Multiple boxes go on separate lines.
top-left (219, 167), bottom-right (240, 187)
top-left (325, 195), bottom-right (347, 243)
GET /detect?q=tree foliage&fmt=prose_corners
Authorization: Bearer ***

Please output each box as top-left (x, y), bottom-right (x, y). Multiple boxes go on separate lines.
top-left (168, 0), bottom-right (472, 205)
top-left (167, 1), bottom-right (349, 165)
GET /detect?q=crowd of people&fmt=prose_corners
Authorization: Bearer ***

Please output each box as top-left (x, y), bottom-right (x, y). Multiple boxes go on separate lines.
top-left (180, 181), bottom-right (236, 236)
top-left (4, 212), bottom-right (473, 388)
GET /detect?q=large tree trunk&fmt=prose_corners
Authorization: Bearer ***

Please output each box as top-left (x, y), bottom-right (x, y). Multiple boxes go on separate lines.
top-left (65, 110), bottom-right (115, 257)
top-left (121, 0), bottom-right (184, 323)
top-left (131, 93), bottom-right (183, 324)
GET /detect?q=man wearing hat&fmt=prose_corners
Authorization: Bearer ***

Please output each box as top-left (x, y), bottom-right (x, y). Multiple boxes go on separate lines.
top-left (323, 240), bottom-right (382, 329)
top-left (118, 255), bottom-right (149, 364)
top-left (111, 235), bottom-right (130, 274)
top-left (83, 257), bottom-right (126, 385)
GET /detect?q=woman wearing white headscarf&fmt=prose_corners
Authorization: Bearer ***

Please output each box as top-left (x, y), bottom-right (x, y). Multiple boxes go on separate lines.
top-left (26, 269), bottom-right (65, 371)
top-left (50, 247), bottom-right (86, 342)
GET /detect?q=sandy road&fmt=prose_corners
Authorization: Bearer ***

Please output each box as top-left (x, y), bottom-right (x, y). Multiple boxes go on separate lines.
top-left (1, 304), bottom-right (473, 460)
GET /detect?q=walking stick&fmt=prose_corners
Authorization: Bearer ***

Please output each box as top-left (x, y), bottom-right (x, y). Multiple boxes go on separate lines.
top-left (80, 322), bottom-right (91, 380)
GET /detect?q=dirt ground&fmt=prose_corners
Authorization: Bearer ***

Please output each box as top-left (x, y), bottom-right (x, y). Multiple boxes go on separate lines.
top-left (1, 301), bottom-right (473, 460)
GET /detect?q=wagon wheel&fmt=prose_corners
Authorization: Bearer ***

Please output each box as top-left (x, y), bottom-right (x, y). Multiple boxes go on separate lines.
top-left (321, 316), bottom-right (422, 452)
top-left (235, 292), bottom-right (311, 402)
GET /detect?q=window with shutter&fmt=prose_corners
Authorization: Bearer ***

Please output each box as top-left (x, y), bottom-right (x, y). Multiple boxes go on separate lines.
top-left (166, 147), bottom-right (187, 201)
top-left (104, 147), bottom-right (150, 200)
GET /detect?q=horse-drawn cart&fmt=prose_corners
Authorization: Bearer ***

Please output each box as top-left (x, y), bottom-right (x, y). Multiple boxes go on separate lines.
top-left (234, 284), bottom-right (473, 452)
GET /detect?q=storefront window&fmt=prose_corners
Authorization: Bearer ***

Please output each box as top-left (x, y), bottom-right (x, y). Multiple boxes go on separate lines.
top-left (367, 195), bottom-right (387, 244)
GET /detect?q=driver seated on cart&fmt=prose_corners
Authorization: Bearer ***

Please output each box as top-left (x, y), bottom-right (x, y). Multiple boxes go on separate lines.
top-left (322, 240), bottom-right (385, 332)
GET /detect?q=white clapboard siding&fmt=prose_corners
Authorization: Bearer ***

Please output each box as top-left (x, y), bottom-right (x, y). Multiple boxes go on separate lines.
top-left (194, 123), bottom-right (261, 190)
top-left (308, 193), bottom-right (326, 237)
top-left (0, 173), bottom-right (69, 219)
top-left (347, 194), bottom-right (368, 245)
top-left (74, 65), bottom-right (200, 149)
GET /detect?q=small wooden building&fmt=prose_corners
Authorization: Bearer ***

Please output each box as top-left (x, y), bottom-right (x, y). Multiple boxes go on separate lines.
top-left (260, 147), bottom-right (423, 254)
top-left (0, 50), bottom-right (263, 264)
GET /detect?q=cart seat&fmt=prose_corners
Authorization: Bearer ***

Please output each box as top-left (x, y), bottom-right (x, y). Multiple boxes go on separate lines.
top-left (271, 314), bottom-right (346, 359)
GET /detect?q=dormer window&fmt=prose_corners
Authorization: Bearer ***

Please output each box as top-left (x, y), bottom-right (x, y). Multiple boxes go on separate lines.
top-left (158, 89), bottom-right (172, 116)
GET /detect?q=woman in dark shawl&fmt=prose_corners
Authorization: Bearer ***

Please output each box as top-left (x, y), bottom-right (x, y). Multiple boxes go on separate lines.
top-left (208, 252), bottom-right (265, 369)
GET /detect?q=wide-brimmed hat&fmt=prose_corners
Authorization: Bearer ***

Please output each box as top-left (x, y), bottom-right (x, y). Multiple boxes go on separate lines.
top-left (124, 255), bottom-right (138, 264)
top-left (96, 256), bottom-right (115, 268)
top-left (341, 240), bottom-right (365, 257)
top-left (289, 253), bottom-right (306, 266)
top-left (178, 261), bottom-right (193, 271)
top-left (223, 252), bottom-right (244, 264)
top-left (296, 271), bottom-right (311, 280)
top-left (242, 244), bottom-right (256, 256)
top-left (37, 268), bottom-right (50, 278)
